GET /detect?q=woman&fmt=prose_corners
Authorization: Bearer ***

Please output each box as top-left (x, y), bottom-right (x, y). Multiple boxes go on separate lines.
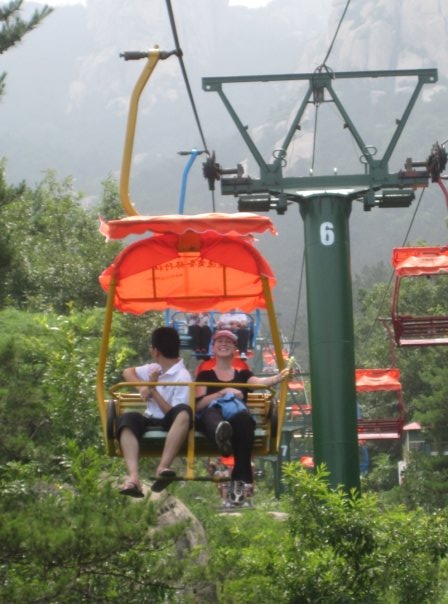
top-left (195, 329), bottom-right (289, 506)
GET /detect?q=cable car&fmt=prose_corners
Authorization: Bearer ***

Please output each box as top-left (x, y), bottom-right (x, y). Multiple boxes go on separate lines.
top-left (279, 370), bottom-right (404, 440)
top-left (356, 368), bottom-right (405, 440)
top-left (95, 50), bottom-right (289, 480)
top-left (391, 246), bottom-right (448, 347)
top-left (96, 213), bottom-right (289, 479)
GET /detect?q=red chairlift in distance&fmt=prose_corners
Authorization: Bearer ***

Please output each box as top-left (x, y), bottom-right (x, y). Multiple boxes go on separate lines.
top-left (356, 368), bottom-right (405, 440)
top-left (391, 246), bottom-right (448, 347)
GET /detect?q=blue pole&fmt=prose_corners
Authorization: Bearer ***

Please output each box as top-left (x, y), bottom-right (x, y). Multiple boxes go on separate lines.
top-left (178, 149), bottom-right (201, 214)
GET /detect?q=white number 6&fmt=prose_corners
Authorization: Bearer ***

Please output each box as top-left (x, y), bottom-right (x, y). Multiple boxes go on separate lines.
top-left (320, 222), bottom-right (335, 246)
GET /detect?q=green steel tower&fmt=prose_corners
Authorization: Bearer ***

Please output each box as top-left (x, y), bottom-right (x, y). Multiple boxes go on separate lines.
top-left (202, 69), bottom-right (437, 492)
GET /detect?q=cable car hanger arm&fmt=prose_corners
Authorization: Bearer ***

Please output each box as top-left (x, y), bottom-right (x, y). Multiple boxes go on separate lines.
top-left (119, 47), bottom-right (179, 217)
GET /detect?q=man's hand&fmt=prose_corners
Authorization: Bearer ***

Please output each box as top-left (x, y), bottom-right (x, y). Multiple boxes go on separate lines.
top-left (140, 368), bottom-right (161, 400)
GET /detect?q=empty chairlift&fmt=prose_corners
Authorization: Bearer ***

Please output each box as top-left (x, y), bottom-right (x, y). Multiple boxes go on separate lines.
top-left (391, 246), bottom-right (448, 347)
top-left (356, 368), bottom-right (405, 440)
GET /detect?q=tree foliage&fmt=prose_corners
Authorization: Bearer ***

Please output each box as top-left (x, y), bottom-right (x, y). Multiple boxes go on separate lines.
top-left (191, 464), bottom-right (448, 603)
top-left (0, 168), bottom-right (122, 312)
top-left (0, 306), bottom-right (161, 468)
top-left (399, 453), bottom-right (448, 512)
top-left (0, 0), bottom-right (53, 96)
top-left (0, 444), bottom-right (193, 604)
top-left (0, 166), bottom-right (446, 602)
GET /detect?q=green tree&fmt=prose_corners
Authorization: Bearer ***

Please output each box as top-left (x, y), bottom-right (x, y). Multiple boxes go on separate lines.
top-left (1, 170), bottom-right (122, 312)
top-left (0, 444), bottom-right (194, 604)
top-left (0, 160), bottom-right (26, 306)
top-left (0, 306), bottom-right (162, 467)
top-left (398, 453), bottom-right (448, 511)
top-left (0, 0), bottom-right (53, 96)
top-left (187, 464), bottom-right (448, 603)
top-left (412, 359), bottom-right (448, 453)
top-left (98, 174), bottom-right (125, 220)
top-left (0, 309), bottom-right (50, 462)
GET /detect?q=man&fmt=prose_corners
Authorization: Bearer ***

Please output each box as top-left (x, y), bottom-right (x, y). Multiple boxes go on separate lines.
top-left (117, 326), bottom-right (192, 497)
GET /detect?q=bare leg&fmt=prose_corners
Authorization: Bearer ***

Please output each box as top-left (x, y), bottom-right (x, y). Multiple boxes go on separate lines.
top-left (156, 410), bottom-right (190, 475)
top-left (120, 427), bottom-right (140, 486)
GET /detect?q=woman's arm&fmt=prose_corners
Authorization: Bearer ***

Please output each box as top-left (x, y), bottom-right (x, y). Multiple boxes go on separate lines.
top-left (248, 367), bottom-right (290, 387)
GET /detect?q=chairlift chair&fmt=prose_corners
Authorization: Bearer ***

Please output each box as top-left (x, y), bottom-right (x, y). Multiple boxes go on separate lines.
top-left (96, 52), bottom-right (289, 479)
top-left (356, 368), bottom-right (406, 440)
top-left (96, 213), bottom-right (289, 479)
top-left (391, 246), bottom-right (448, 347)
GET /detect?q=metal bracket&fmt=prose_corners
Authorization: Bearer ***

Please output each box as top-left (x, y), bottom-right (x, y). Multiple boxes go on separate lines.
top-left (202, 69), bottom-right (438, 211)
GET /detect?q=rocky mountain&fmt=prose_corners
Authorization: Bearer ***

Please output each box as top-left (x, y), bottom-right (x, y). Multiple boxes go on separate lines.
top-left (329, 0), bottom-right (448, 73)
top-left (1, 0), bottom-right (447, 347)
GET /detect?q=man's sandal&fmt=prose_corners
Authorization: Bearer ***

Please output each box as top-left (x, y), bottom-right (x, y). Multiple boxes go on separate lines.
top-left (119, 481), bottom-right (144, 498)
top-left (151, 469), bottom-right (177, 493)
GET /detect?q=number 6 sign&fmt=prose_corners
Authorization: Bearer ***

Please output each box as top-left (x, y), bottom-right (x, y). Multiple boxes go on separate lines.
top-left (320, 221), bottom-right (335, 246)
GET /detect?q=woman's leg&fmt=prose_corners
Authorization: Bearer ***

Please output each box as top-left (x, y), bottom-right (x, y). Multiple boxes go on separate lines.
top-left (229, 411), bottom-right (255, 483)
top-left (197, 406), bottom-right (232, 456)
top-left (197, 405), bottom-right (224, 441)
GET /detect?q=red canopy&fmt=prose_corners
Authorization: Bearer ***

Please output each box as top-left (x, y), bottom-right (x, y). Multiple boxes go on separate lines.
top-left (355, 368), bottom-right (402, 392)
top-left (99, 214), bottom-right (277, 314)
top-left (392, 246), bottom-right (448, 277)
top-left (99, 212), bottom-right (277, 240)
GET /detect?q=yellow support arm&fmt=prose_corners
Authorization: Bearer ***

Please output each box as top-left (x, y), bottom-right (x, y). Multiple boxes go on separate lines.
top-left (96, 276), bottom-right (116, 450)
top-left (261, 276), bottom-right (288, 451)
top-left (120, 48), bottom-right (178, 216)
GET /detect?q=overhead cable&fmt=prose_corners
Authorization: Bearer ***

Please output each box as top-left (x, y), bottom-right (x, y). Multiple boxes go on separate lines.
top-left (165, 0), bottom-right (216, 210)
top-left (317, 0), bottom-right (352, 71)
top-left (311, 105), bottom-right (319, 172)
top-left (291, 248), bottom-right (305, 355)
top-left (165, 0), bottom-right (209, 154)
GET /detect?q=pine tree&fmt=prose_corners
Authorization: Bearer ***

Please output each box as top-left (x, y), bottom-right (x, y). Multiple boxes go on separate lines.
top-left (0, 0), bottom-right (53, 96)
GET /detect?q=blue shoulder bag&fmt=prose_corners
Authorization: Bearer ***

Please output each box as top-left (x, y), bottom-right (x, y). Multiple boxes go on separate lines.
top-left (209, 392), bottom-right (248, 420)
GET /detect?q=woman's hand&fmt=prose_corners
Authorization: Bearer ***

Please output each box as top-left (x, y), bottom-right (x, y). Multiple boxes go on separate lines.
top-left (269, 367), bottom-right (290, 386)
top-left (278, 367), bottom-right (290, 381)
top-left (220, 387), bottom-right (244, 399)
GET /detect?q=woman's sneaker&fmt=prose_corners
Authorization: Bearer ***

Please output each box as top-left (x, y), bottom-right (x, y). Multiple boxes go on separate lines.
top-left (229, 480), bottom-right (245, 506)
top-left (215, 421), bottom-right (232, 456)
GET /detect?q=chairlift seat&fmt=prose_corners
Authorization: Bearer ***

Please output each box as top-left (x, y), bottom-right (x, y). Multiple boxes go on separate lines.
top-left (106, 388), bottom-right (275, 457)
top-left (391, 246), bottom-right (448, 347)
top-left (357, 418), bottom-right (404, 440)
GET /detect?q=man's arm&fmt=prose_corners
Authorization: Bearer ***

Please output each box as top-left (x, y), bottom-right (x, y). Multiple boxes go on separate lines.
top-left (123, 366), bottom-right (156, 401)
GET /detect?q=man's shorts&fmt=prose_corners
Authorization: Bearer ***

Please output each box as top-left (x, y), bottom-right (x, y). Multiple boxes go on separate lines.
top-left (116, 403), bottom-right (193, 440)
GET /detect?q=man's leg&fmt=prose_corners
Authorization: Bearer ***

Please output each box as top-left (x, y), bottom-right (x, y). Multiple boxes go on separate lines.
top-left (117, 412), bottom-right (147, 495)
top-left (120, 427), bottom-right (141, 486)
top-left (157, 408), bottom-right (191, 475)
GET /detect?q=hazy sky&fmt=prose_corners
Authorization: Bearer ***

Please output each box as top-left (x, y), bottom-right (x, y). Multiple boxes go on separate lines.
top-left (31, 0), bottom-right (273, 6)
top-left (32, 0), bottom-right (85, 4)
